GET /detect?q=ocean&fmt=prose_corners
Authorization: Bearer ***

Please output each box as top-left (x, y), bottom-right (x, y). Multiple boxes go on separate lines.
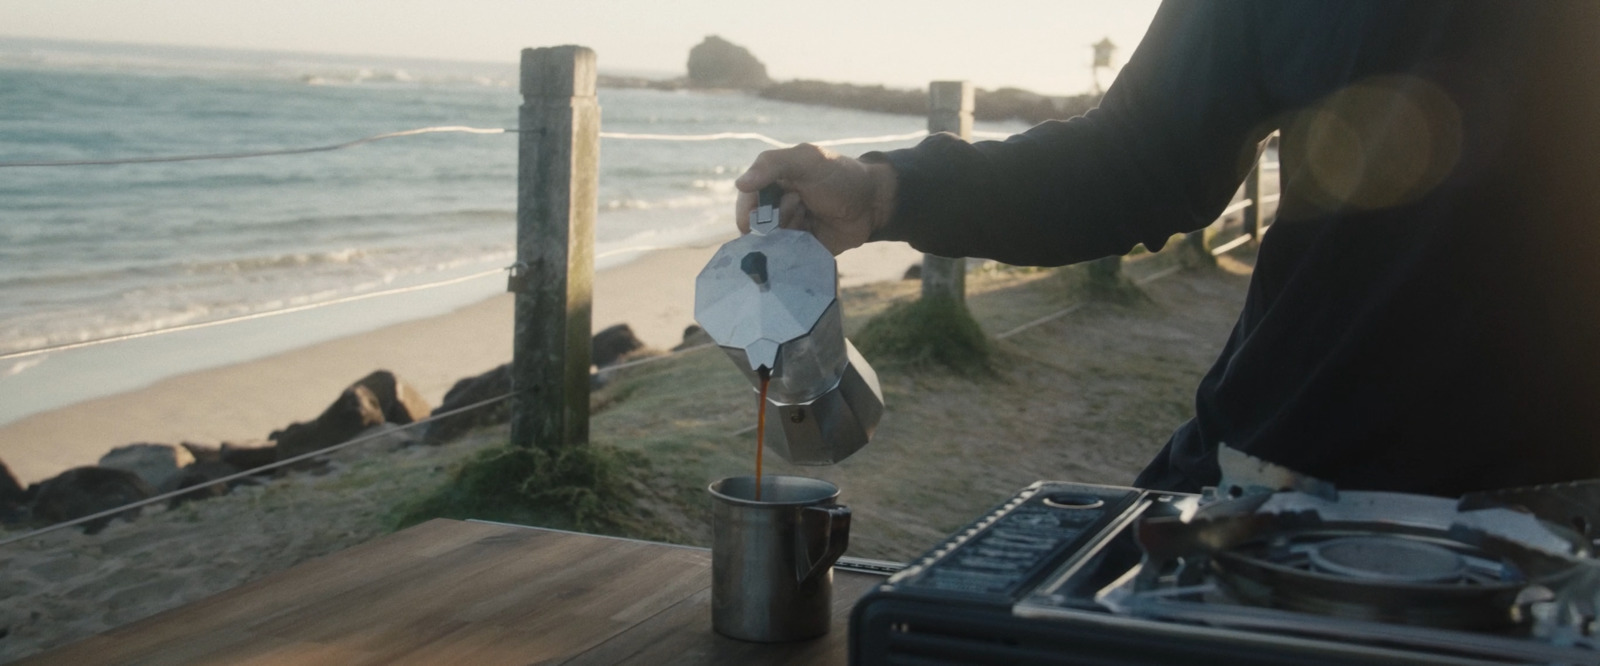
top-left (0, 37), bottom-right (1030, 426)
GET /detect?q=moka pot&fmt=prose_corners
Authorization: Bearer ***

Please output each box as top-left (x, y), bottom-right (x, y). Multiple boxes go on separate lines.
top-left (693, 186), bottom-right (884, 465)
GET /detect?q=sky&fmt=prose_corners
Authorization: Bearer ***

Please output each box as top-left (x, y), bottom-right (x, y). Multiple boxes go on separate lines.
top-left (0, 0), bottom-right (1162, 95)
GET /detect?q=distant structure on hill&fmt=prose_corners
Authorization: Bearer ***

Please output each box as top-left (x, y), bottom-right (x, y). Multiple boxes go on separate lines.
top-left (686, 35), bottom-right (770, 89)
top-left (1090, 37), bottom-right (1117, 94)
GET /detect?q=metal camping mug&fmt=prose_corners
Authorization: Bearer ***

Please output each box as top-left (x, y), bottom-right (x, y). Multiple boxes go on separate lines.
top-left (709, 475), bottom-right (851, 642)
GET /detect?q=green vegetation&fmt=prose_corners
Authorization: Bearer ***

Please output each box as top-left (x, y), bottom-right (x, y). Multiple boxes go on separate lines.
top-left (391, 442), bottom-right (669, 539)
top-left (853, 294), bottom-right (993, 376)
top-left (1062, 260), bottom-right (1151, 306)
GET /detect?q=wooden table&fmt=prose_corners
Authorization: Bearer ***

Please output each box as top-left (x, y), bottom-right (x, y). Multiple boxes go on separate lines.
top-left (24, 519), bottom-right (892, 665)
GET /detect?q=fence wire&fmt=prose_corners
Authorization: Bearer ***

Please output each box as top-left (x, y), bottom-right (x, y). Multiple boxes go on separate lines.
top-left (0, 126), bottom-right (938, 169)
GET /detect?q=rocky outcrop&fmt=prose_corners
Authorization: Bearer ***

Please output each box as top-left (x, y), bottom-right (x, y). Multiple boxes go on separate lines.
top-left (597, 38), bottom-right (1101, 124)
top-left (687, 36), bottom-right (769, 89)
top-left (181, 442), bottom-right (222, 464)
top-left (760, 80), bottom-right (1102, 125)
top-left (271, 382), bottom-right (387, 461)
top-left (269, 371), bottom-right (430, 461)
top-left (1, 460), bottom-right (27, 524)
top-left (347, 423), bottom-right (421, 453)
top-left (761, 80), bottom-right (924, 115)
top-left (31, 467), bottom-right (154, 534)
top-left (976, 88), bottom-right (1099, 124)
top-left (220, 440), bottom-right (278, 471)
top-left (1, 460), bottom-right (23, 504)
top-left (423, 364), bottom-right (511, 446)
top-left (349, 370), bottom-right (431, 425)
top-left (673, 324), bottom-right (713, 352)
top-left (168, 461), bottom-right (241, 507)
top-left (593, 323), bottom-right (645, 368)
top-left (98, 443), bottom-right (194, 493)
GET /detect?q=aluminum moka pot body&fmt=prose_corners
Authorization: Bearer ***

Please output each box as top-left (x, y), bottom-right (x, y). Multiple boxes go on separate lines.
top-left (694, 222), bottom-right (883, 465)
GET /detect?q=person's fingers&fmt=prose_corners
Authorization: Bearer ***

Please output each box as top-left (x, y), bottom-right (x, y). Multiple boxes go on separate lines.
top-left (735, 143), bottom-right (836, 192)
top-left (777, 190), bottom-right (804, 229)
top-left (734, 189), bottom-right (759, 234)
top-left (735, 150), bottom-right (782, 193)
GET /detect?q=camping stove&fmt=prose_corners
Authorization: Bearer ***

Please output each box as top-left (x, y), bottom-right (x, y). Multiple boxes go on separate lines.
top-left (851, 480), bottom-right (1600, 665)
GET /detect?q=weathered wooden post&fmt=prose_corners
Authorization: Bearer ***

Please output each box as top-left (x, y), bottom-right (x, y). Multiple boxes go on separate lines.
top-left (1242, 156), bottom-right (1262, 239)
top-left (1181, 222), bottom-right (1219, 266)
top-left (922, 81), bottom-right (971, 303)
top-left (510, 45), bottom-right (599, 451)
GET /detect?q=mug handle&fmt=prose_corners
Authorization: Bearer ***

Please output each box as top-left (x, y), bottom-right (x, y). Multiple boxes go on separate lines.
top-left (795, 504), bottom-right (852, 583)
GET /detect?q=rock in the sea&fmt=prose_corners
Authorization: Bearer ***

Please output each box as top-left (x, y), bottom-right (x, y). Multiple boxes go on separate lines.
top-left (673, 324), bottom-right (713, 352)
top-left (687, 35), bottom-right (769, 89)
top-left (593, 323), bottom-right (645, 368)
top-left (423, 364), bottom-right (511, 446)
top-left (31, 467), bottom-right (155, 534)
top-left (98, 443), bottom-right (194, 493)
top-left (219, 440), bottom-right (278, 471)
top-left (350, 370), bottom-right (431, 424)
top-left (760, 79), bottom-right (923, 115)
top-left (271, 383), bottom-right (386, 460)
top-left (903, 263), bottom-right (923, 280)
top-left (167, 461), bottom-right (242, 506)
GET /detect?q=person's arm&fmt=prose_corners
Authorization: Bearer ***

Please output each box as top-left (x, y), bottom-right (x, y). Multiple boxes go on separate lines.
top-left (869, 1), bottom-right (1278, 265)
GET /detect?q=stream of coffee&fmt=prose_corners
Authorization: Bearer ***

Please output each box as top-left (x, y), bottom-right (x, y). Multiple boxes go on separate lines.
top-left (756, 369), bottom-right (770, 501)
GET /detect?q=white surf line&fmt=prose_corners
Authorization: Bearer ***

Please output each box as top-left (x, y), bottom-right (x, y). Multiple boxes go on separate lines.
top-left (0, 126), bottom-right (509, 168)
top-left (0, 267), bottom-right (506, 362)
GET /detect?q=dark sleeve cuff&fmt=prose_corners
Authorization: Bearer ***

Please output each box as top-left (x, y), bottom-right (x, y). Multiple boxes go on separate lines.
top-left (859, 135), bottom-right (983, 259)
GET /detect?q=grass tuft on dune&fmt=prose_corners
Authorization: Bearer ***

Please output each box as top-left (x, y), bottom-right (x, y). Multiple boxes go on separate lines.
top-left (854, 294), bottom-right (993, 376)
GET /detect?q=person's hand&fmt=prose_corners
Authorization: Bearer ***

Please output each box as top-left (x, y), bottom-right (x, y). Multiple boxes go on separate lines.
top-left (734, 143), bottom-right (898, 256)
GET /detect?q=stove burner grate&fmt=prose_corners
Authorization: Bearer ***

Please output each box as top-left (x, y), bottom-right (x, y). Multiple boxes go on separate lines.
top-left (1212, 528), bottom-right (1527, 631)
top-left (1307, 534), bottom-right (1467, 583)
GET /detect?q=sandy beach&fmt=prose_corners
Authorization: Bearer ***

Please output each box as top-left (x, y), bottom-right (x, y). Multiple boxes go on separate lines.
top-left (0, 239), bottom-right (924, 485)
top-left (0, 239), bottom-right (1257, 661)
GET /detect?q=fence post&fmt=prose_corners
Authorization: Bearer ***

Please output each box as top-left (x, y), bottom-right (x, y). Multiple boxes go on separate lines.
top-left (922, 81), bottom-right (972, 303)
top-left (510, 45), bottom-right (599, 451)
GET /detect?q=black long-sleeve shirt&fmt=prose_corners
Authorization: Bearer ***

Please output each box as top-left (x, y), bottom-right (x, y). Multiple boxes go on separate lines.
top-left (869, 1), bottom-right (1600, 496)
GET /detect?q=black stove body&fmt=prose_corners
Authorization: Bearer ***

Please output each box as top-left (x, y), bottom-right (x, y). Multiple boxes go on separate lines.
top-left (850, 481), bottom-right (1600, 665)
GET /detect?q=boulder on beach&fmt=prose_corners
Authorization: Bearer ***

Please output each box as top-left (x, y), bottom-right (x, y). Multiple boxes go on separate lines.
top-left (423, 364), bottom-right (511, 446)
top-left (181, 442), bottom-right (222, 464)
top-left (350, 370), bottom-right (431, 424)
top-left (1, 459), bottom-right (28, 524)
top-left (271, 383), bottom-right (386, 461)
top-left (98, 443), bottom-right (194, 493)
top-left (673, 324), bottom-right (713, 352)
top-left (593, 323), bottom-right (645, 368)
top-left (31, 467), bottom-right (155, 534)
top-left (168, 461), bottom-right (241, 507)
top-left (1, 459), bottom-right (23, 504)
top-left (219, 440), bottom-right (278, 472)
top-left (342, 423), bottom-right (422, 455)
